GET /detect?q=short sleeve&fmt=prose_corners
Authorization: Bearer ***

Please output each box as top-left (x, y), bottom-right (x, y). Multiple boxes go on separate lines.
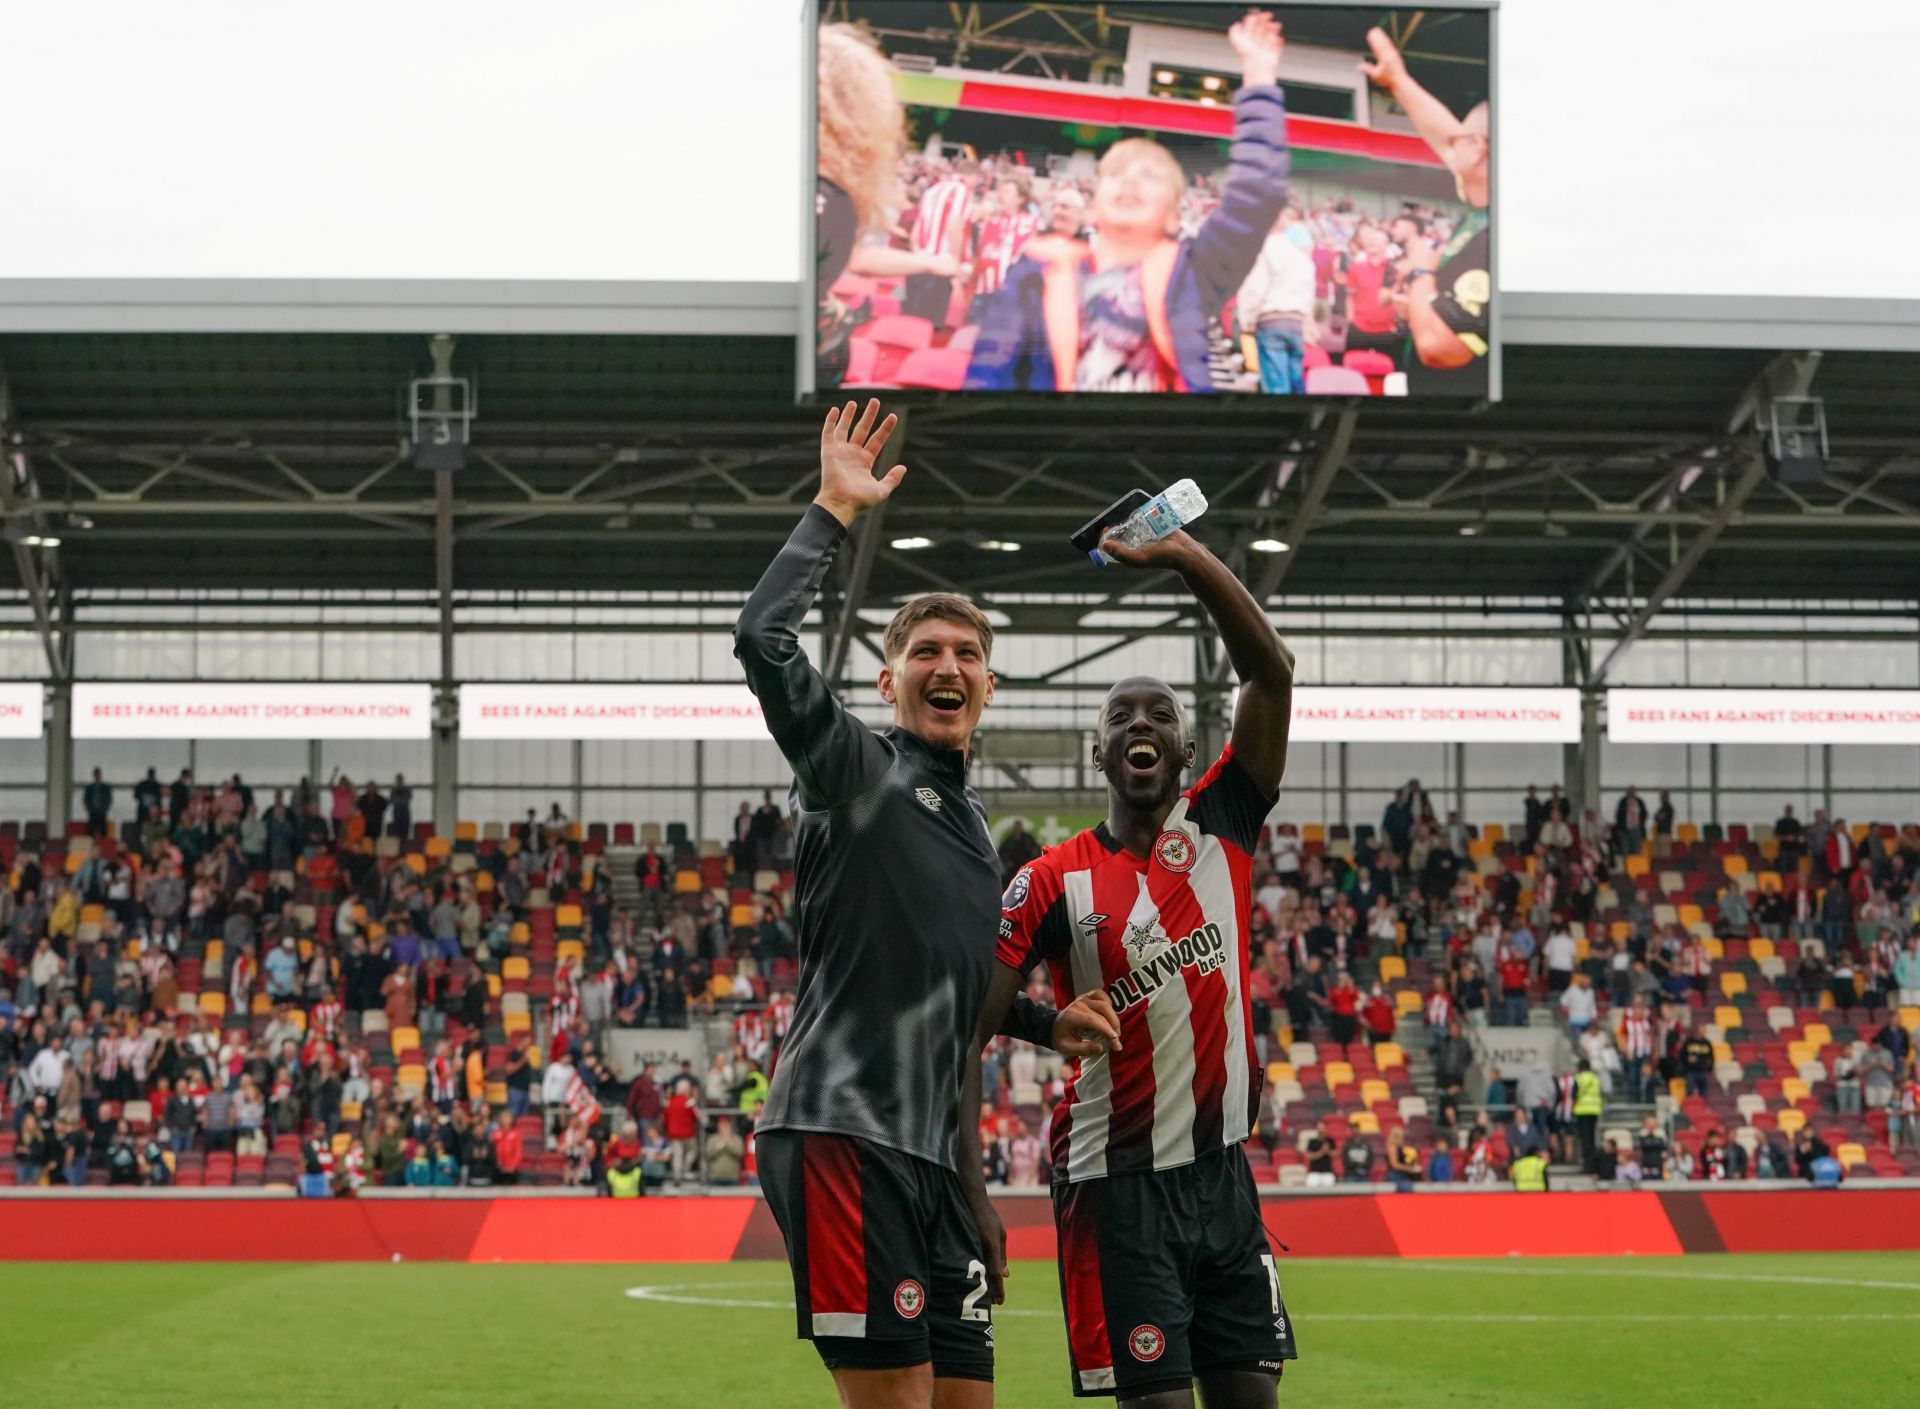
top-left (1430, 229), bottom-right (1490, 357)
top-left (1184, 746), bottom-right (1275, 855)
top-left (996, 860), bottom-right (1068, 975)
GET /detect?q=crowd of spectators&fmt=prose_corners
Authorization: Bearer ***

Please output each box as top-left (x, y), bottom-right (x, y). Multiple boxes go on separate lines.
top-left (977, 779), bottom-right (1920, 1190)
top-left (2, 771), bottom-right (806, 1196)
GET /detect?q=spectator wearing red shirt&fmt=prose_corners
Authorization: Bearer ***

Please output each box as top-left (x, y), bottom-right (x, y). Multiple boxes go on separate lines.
top-left (490, 1111), bottom-right (524, 1186)
top-left (1342, 225), bottom-right (1399, 358)
top-left (624, 1062), bottom-right (663, 1127)
top-left (663, 1087), bottom-right (700, 1184)
top-left (1361, 984), bottom-right (1397, 1049)
top-left (1327, 971), bottom-right (1360, 1056)
top-left (1497, 948), bottom-right (1530, 1027)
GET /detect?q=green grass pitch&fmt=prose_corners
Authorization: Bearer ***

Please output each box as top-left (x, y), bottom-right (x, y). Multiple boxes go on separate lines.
top-left (4, 1253), bottom-right (1916, 1406)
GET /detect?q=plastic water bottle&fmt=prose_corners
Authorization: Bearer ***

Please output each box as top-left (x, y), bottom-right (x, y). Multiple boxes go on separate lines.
top-left (1105, 479), bottom-right (1208, 555)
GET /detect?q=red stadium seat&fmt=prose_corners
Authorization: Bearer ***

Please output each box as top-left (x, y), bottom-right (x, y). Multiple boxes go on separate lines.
top-left (861, 314), bottom-right (935, 352)
top-left (893, 347), bottom-right (971, 392)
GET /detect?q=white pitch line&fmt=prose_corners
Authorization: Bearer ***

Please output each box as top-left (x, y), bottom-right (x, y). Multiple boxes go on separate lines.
top-left (1391, 1261), bottom-right (1920, 1294)
top-left (621, 1284), bottom-right (1920, 1325)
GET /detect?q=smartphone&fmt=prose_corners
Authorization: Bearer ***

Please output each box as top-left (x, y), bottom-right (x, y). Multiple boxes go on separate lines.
top-left (1070, 489), bottom-right (1151, 566)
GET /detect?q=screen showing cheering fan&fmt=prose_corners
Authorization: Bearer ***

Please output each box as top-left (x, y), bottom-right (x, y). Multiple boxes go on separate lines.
top-left (809, 2), bottom-right (1493, 400)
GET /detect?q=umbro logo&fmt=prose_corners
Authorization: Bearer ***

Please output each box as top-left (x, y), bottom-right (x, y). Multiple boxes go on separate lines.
top-left (1078, 913), bottom-right (1107, 933)
top-left (914, 787), bottom-right (943, 811)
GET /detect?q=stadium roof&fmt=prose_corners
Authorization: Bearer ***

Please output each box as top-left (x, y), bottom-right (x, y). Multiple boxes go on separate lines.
top-left (1, 334), bottom-right (1917, 633)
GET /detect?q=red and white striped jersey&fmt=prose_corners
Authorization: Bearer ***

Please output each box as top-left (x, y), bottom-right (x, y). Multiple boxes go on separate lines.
top-left (1621, 1012), bottom-right (1653, 1059)
top-left (1424, 990), bottom-right (1453, 1030)
top-left (997, 748), bottom-right (1272, 1184)
top-left (309, 999), bottom-right (343, 1042)
top-left (911, 177), bottom-right (973, 256)
top-left (969, 210), bottom-right (1040, 297)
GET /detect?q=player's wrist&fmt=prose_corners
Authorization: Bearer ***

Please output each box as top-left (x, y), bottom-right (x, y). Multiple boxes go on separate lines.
top-left (812, 493), bottom-right (859, 528)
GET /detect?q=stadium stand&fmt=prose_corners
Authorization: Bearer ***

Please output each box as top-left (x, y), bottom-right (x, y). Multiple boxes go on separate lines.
top-left (5, 774), bottom-right (1919, 1200)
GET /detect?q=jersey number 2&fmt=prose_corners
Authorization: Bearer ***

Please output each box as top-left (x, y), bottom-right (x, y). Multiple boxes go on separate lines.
top-left (961, 1259), bottom-right (991, 1322)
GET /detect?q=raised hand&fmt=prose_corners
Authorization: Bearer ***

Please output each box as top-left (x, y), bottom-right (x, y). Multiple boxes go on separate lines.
top-left (1054, 985), bottom-right (1124, 1057)
top-left (814, 399), bottom-right (905, 527)
top-left (1227, 9), bottom-right (1284, 89)
top-left (1098, 527), bottom-right (1198, 574)
top-left (1358, 26), bottom-right (1409, 92)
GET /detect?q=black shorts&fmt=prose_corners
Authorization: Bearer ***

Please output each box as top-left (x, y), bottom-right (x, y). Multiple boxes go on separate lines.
top-left (1054, 1144), bottom-right (1298, 1398)
top-left (758, 1130), bottom-right (993, 1381)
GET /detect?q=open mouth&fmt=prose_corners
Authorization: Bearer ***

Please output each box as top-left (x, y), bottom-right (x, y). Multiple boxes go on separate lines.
top-left (926, 688), bottom-right (966, 717)
top-left (1123, 739), bottom-right (1162, 775)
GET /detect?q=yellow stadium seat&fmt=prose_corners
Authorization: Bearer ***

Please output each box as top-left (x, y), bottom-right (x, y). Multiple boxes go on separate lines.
top-left (81, 903), bottom-right (106, 926)
top-left (1702, 937), bottom-right (1724, 960)
top-left (709, 974), bottom-right (734, 1000)
top-left (1722, 855), bottom-right (1749, 877)
top-left (1714, 1005), bottom-right (1742, 1031)
top-left (502, 956), bottom-right (530, 982)
top-left (674, 870), bottom-right (702, 893)
top-left (1776, 1108), bottom-right (1807, 1135)
top-left (1900, 1007), bottom-right (1920, 1033)
top-left (1625, 855), bottom-right (1651, 878)
top-left (1781, 1076), bottom-right (1810, 1104)
top-left (1374, 1042), bottom-right (1405, 1070)
top-left (1755, 872), bottom-right (1781, 895)
top-left (1677, 822), bottom-right (1700, 842)
top-left (288, 1008), bottom-right (307, 1031)
top-left (64, 853), bottom-right (83, 874)
top-left (204, 939), bottom-right (225, 964)
top-left (486, 973), bottom-right (502, 999)
top-left (340, 1100), bottom-right (363, 1124)
top-left (1266, 1062), bottom-right (1294, 1086)
top-left (474, 870), bottom-right (495, 893)
top-left (1719, 971), bottom-right (1747, 998)
top-left (1360, 1079), bottom-right (1391, 1107)
top-left (425, 835), bottom-right (452, 858)
top-left (391, 1026), bottom-right (421, 1053)
top-left (404, 853), bottom-right (427, 876)
top-left (1324, 1062), bottom-right (1355, 1091)
top-left (1467, 839), bottom-right (1493, 862)
top-left (396, 1064), bottom-right (426, 1093)
top-left (1837, 1142), bottom-right (1867, 1170)
top-left (1851, 823), bottom-right (1870, 843)
top-left (331, 1132), bottom-right (353, 1156)
top-left (1804, 1023), bottom-right (1832, 1048)
top-left (502, 1011), bottom-right (531, 1036)
top-left (1377, 955), bottom-right (1407, 983)
top-left (199, 992), bottom-right (226, 1017)
top-left (730, 903), bottom-right (758, 928)
top-left (1748, 938), bottom-right (1776, 962)
top-left (1609, 920), bottom-right (1632, 942)
top-left (455, 821), bottom-right (478, 841)
top-left (1711, 1042), bottom-right (1732, 1064)
top-left (1349, 1111), bottom-right (1380, 1134)
top-left (1481, 824), bottom-right (1505, 843)
top-left (555, 904), bottom-right (583, 929)
top-left (1758, 841), bottom-right (1780, 863)
top-left (1786, 1041), bottom-right (1814, 1069)
top-left (1395, 990), bottom-right (1423, 1016)
top-left (510, 921), bottom-right (529, 945)
top-left (1574, 937), bottom-right (1591, 962)
top-left (486, 1081), bottom-right (508, 1106)
top-left (556, 940), bottom-right (584, 964)
top-left (1302, 824), bottom-right (1325, 844)
top-left (250, 993), bottom-right (272, 1015)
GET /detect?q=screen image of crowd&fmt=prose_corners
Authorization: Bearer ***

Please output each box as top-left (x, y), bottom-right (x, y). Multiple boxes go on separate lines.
top-left (816, 9), bottom-right (1491, 397)
top-left (4, 768), bottom-right (1917, 1202)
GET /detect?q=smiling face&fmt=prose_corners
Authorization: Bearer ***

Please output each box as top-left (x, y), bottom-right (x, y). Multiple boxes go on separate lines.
top-left (1093, 676), bottom-right (1195, 815)
top-left (1091, 139), bottom-right (1184, 239)
top-left (878, 616), bottom-right (994, 752)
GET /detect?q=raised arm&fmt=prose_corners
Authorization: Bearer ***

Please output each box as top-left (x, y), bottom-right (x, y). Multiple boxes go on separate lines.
top-left (1185, 13), bottom-right (1290, 314)
top-left (1358, 28), bottom-right (1467, 166)
top-left (733, 402), bottom-right (903, 809)
top-left (1102, 529), bottom-right (1294, 793)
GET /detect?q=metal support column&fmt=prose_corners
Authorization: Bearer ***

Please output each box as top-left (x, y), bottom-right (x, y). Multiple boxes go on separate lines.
top-left (1821, 744), bottom-right (1833, 818)
top-left (1577, 691), bottom-right (1602, 819)
top-left (1337, 742), bottom-right (1349, 829)
top-left (308, 739), bottom-right (324, 797)
top-left (694, 740), bottom-right (706, 840)
top-left (430, 335), bottom-right (460, 835)
top-left (571, 739), bottom-right (585, 828)
top-left (45, 683), bottom-right (71, 835)
top-left (1709, 744), bottom-right (1722, 829)
top-left (1453, 741), bottom-right (1467, 822)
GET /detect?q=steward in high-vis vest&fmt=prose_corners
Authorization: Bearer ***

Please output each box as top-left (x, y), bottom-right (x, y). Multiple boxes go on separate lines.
top-left (1572, 1059), bottom-right (1605, 1173)
top-left (606, 1159), bottom-right (644, 1199)
top-left (1511, 1152), bottom-right (1550, 1192)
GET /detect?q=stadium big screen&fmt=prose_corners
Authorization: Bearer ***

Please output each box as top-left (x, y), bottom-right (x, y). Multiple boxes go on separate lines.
top-left (807, 1), bottom-right (1495, 400)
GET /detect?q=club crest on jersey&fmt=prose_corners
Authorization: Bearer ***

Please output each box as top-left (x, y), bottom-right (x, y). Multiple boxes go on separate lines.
top-left (894, 1280), bottom-right (925, 1319)
top-left (915, 787), bottom-right (943, 812)
top-left (1129, 1324), bottom-right (1166, 1362)
top-left (1154, 829), bottom-right (1196, 873)
top-left (1107, 922), bottom-right (1227, 1014)
top-left (1003, 868), bottom-right (1031, 909)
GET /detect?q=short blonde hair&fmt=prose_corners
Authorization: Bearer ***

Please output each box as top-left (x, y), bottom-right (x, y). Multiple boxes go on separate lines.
top-left (883, 594), bottom-right (994, 666)
top-left (817, 23), bottom-right (902, 237)
top-left (1096, 139), bottom-right (1186, 209)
